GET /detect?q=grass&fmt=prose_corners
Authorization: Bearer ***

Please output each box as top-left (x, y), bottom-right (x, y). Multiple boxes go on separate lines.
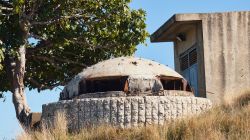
top-left (17, 90), bottom-right (250, 140)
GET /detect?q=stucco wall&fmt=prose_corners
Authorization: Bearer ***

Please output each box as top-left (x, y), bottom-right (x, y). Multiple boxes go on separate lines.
top-left (175, 25), bottom-right (197, 56)
top-left (152, 11), bottom-right (250, 103)
top-left (201, 12), bottom-right (250, 103)
top-left (41, 96), bottom-right (212, 131)
top-left (172, 11), bottom-right (250, 103)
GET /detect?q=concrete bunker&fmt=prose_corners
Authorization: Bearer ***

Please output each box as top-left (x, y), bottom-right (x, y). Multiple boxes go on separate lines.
top-left (59, 57), bottom-right (193, 100)
top-left (42, 57), bottom-right (212, 130)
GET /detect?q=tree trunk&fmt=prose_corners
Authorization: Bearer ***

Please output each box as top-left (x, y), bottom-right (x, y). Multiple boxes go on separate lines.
top-left (11, 45), bottom-right (31, 128)
top-left (8, 19), bottom-right (32, 129)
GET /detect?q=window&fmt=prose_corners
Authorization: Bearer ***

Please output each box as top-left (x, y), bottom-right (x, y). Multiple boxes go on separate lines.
top-left (161, 79), bottom-right (183, 90)
top-left (79, 76), bottom-right (128, 94)
top-left (160, 77), bottom-right (192, 92)
top-left (180, 48), bottom-right (197, 71)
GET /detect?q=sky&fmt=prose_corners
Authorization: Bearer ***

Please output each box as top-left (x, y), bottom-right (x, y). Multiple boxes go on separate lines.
top-left (1, 0), bottom-right (250, 139)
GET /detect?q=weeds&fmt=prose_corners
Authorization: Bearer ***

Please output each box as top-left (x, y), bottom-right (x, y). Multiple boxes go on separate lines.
top-left (17, 91), bottom-right (250, 140)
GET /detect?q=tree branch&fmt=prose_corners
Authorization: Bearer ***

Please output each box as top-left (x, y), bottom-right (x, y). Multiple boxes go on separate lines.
top-left (0, 5), bottom-right (13, 16)
top-left (26, 40), bottom-right (53, 54)
top-left (29, 33), bottom-right (46, 41)
top-left (0, 6), bottom-right (13, 11)
top-left (28, 55), bottom-right (87, 68)
top-left (31, 14), bottom-right (90, 26)
top-left (52, 4), bottom-right (61, 12)
top-left (50, 81), bottom-right (66, 89)
top-left (27, 0), bottom-right (42, 20)
top-left (30, 55), bottom-right (63, 70)
top-left (0, 1), bottom-right (13, 8)
top-left (26, 77), bottom-right (49, 90)
top-left (71, 37), bottom-right (118, 50)
top-left (26, 77), bottom-right (67, 91)
top-left (53, 56), bottom-right (87, 67)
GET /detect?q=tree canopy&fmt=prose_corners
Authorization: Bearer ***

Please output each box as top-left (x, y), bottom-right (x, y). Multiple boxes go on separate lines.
top-left (0, 0), bottom-right (148, 93)
top-left (0, 0), bottom-right (148, 127)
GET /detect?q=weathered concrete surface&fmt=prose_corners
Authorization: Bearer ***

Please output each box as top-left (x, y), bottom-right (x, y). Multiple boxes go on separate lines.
top-left (41, 96), bottom-right (212, 130)
top-left (60, 57), bottom-right (188, 100)
top-left (80, 57), bottom-right (183, 79)
top-left (201, 12), bottom-right (250, 103)
top-left (75, 90), bottom-right (194, 99)
top-left (151, 11), bottom-right (250, 103)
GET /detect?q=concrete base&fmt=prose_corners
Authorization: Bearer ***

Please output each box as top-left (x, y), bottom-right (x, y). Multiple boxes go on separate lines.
top-left (41, 96), bottom-right (212, 131)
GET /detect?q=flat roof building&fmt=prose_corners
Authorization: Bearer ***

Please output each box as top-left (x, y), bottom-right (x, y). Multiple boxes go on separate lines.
top-left (151, 11), bottom-right (250, 103)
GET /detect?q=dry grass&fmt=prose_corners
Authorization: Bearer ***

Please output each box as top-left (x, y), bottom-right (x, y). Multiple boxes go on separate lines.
top-left (223, 89), bottom-right (250, 106)
top-left (17, 91), bottom-right (250, 140)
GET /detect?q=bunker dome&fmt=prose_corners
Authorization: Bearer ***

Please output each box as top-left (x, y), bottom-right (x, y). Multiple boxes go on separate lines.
top-left (42, 57), bottom-right (212, 130)
top-left (60, 57), bottom-right (193, 100)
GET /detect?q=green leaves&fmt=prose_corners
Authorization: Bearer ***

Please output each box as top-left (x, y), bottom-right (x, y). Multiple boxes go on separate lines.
top-left (12, 0), bottom-right (24, 14)
top-left (0, 0), bottom-right (148, 92)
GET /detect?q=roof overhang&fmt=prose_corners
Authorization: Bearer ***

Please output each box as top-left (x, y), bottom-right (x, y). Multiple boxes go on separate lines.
top-left (150, 14), bottom-right (202, 42)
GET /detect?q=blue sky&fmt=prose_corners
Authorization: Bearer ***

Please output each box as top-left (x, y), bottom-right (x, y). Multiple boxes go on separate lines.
top-left (1, 0), bottom-right (250, 139)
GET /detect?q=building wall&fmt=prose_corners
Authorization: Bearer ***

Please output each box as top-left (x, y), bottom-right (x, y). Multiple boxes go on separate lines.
top-left (201, 12), bottom-right (250, 103)
top-left (151, 11), bottom-right (250, 103)
top-left (42, 96), bottom-right (212, 130)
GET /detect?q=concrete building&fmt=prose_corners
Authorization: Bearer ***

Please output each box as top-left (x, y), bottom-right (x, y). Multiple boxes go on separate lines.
top-left (41, 57), bottom-right (212, 130)
top-left (151, 11), bottom-right (250, 103)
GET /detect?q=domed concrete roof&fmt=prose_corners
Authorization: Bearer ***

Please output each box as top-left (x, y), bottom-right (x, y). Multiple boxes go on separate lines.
top-left (60, 57), bottom-right (189, 100)
top-left (82, 57), bottom-right (183, 79)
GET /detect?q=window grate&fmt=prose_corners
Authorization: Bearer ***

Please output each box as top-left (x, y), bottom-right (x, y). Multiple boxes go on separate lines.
top-left (189, 49), bottom-right (197, 66)
top-left (180, 54), bottom-right (189, 71)
top-left (180, 48), bottom-right (197, 71)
